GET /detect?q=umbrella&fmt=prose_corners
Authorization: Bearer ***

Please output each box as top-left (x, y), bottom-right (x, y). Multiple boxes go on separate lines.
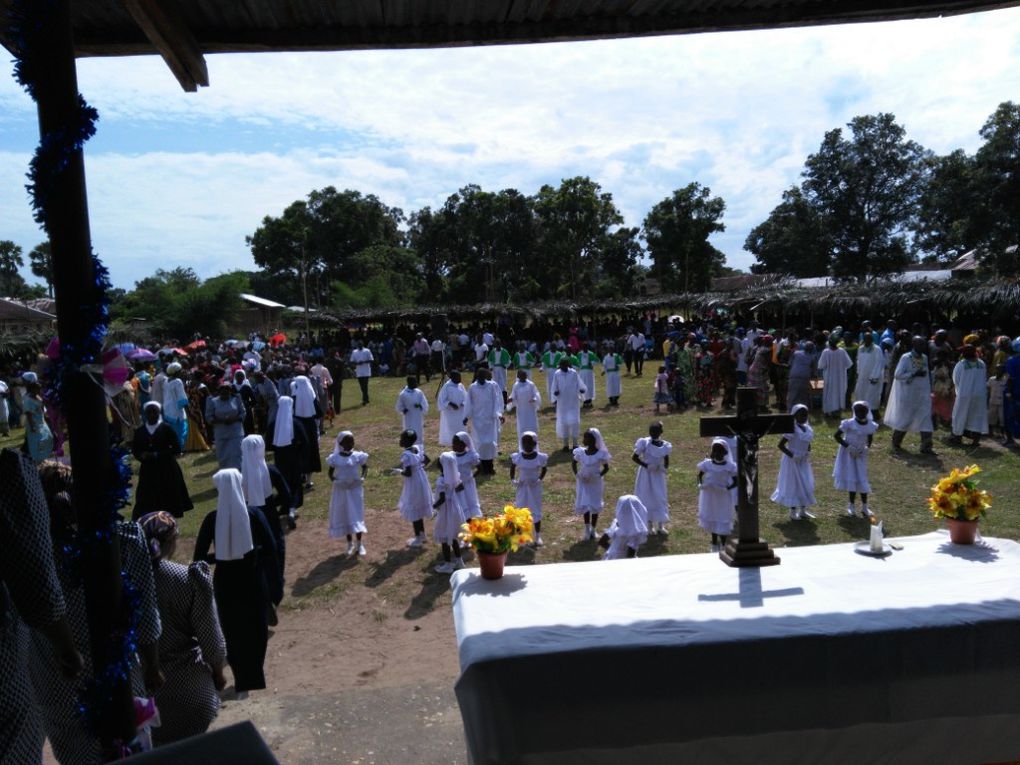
top-left (224, 339), bottom-right (242, 346)
top-left (117, 342), bottom-right (137, 354)
top-left (185, 339), bottom-right (206, 350)
top-left (169, 347), bottom-right (188, 356)
top-left (269, 332), bottom-right (287, 347)
top-left (101, 347), bottom-right (131, 397)
top-left (127, 348), bottom-right (157, 362)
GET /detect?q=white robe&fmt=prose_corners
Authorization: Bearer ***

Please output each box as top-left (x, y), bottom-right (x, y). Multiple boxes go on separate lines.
top-left (576, 351), bottom-right (598, 403)
top-left (884, 353), bottom-right (932, 433)
top-left (697, 458), bottom-right (737, 534)
top-left (817, 347), bottom-right (853, 414)
top-left (511, 451), bottom-right (548, 521)
top-left (437, 381), bottom-right (468, 446)
top-left (162, 377), bottom-right (187, 421)
top-left (853, 345), bottom-right (885, 411)
top-left (952, 359), bottom-right (989, 436)
top-left (572, 447), bottom-right (610, 513)
top-left (396, 387), bottom-right (429, 445)
top-left (467, 380), bottom-right (503, 460)
top-left (326, 450), bottom-right (368, 537)
top-left (603, 354), bottom-right (622, 398)
top-left (770, 424), bottom-right (816, 508)
top-left (633, 437), bottom-right (671, 522)
top-left (833, 417), bottom-right (878, 492)
top-left (602, 496), bottom-right (649, 560)
top-left (507, 379), bottom-right (541, 449)
top-left (552, 369), bottom-right (586, 440)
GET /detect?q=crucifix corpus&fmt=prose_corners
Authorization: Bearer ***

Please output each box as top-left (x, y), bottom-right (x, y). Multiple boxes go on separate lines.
top-left (700, 387), bottom-right (793, 567)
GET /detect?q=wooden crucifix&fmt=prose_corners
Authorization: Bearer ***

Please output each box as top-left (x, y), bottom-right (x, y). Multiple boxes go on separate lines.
top-left (700, 387), bottom-right (794, 567)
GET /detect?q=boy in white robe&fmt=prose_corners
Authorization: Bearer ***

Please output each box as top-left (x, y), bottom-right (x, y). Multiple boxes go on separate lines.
top-left (602, 345), bottom-right (623, 406)
top-left (487, 341), bottom-right (512, 402)
top-left (552, 358), bottom-right (587, 451)
top-left (466, 368), bottom-right (504, 474)
top-left (885, 337), bottom-right (935, 454)
top-left (507, 369), bottom-right (541, 450)
top-left (395, 376), bottom-right (429, 447)
top-left (575, 344), bottom-right (599, 408)
top-left (437, 370), bottom-right (468, 447)
top-left (949, 345), bottom-right (988, 446)
top-left (512, 343), bottom-right (535, 380)
top-left (817, 337), bottom-right (853, 417)
top-left (852, 334), bottom-right (885, 416)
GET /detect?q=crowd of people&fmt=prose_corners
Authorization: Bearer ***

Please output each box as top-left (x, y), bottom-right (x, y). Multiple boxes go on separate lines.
top-left (3, 310), bottom-right (1020, 761)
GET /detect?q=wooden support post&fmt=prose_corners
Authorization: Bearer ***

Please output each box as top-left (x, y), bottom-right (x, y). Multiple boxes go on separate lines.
top-left (123, 0), bottom-right (209, 92)
top-left (33, 0), bottom-right (135, 747)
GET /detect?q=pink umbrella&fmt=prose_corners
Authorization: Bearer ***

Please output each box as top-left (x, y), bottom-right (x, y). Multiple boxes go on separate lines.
top-left (101, 347), bottom-right (131, 397)
top-left (128, 348), bottom-right (157, 362)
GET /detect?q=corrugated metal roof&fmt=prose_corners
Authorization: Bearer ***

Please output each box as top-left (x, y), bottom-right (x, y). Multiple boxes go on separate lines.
top-left (239, 292), bottom-right (286, 309)
top-left (0, 297), bottom-right (57, 321)
top-left (2, 0), bottom-right (1017, 91)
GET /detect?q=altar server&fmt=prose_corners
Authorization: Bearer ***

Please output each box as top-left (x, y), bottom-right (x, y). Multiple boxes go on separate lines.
top-left (512, 343), bottom-right (535, 379)
top-left (466, 368), bottom-right (504, 474)
top-left (572, 428), bottom-right (611, 540)
top-left (326, 431), bottom-right (369, 557)
top-left (575, 344), bottom-right (599, 408)
top-left (834, 401), bottom-right (879, 518)
top-left (697, 438), bottom-right (738, 552)
top-left (598, 495), bottom-right (649, 560)
top-left (541, 347), bottom-right (563, 403)
top-left (949, 344), bottom-right (988, 446)
top-left (852, 333), bottom-right (885, 417)
top-left (437, 370), bottom-right (468, 447)
top-left (632, 421), bottom-right (672, 535)
top-left (885, 336), bottom-right (935, 455)
top-left (432, 452), bottom-right (467, 574)
top-left (510, 432), bottom-right (548, 547)
top-left (396, 376), bottom-right (429, 448)
top-left (398, 429), bottom-right (433, 548)
top-left (817, 337), bottom-right (853, 416)
top-left (487, 340), bottom-right (512, 401)
top-left (771, 404), bottom-right (816, 520)
top-left (452, 431), bottom-right (482, 519)
top-left (507, 368), bottom-right (541, 450)
top-left (602, 345), bottom-right (623, 406)
top-left (552, 357), bottom-right (587, 451)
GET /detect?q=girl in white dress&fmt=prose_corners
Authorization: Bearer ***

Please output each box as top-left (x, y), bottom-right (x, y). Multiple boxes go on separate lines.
top-left (326, 431), bottom-right (369, 556)
top-left (632, 421), bottom-right (672, 535)
top-left (452, 431), bottom-right (482, 519)
top-left (771, 404), bottom-right (817, 521)
top-left (510, 431), bottom-right (549, 547)
top-left (697, 438), bottom-right (738, 551)
top-left (598, 494), bottom-right (649, 560)
top-left (572, 428), bottom-right (611, 540)
top-left (432, 452), bottom-right (466, 573)
top-left (397, 429), bottom-right (433, 547)
top-left (834, 400), bottom-right (879, 518)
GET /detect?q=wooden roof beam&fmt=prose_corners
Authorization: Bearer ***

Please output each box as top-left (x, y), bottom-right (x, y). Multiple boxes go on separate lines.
top-left (122, 0), bottom-right (208, 92)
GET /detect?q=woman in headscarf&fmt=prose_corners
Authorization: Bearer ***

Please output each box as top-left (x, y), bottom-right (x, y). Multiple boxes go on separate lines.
top-left (184, 370), bottom-right (211, 452)
top-left (193, 469), bottom-right (280, 698)
top-left (232, 368), bottom-right (257, 435)
top-left (131, 401), bottom-right (193, 520)
top-left (673, 335), bottom-right (695, 406)
top-left (241, 434), bottom-right (289, 581)
top-left (162, 362), bottom-right (189, 447)
top-left (139, 511), bottom-right (227, 744)
top-left (290, 374), bottom-right (322, 485)
top-left (747, 336), bottom-right (774, 410)
top-left (267, 395), bottom-right (305, 528)
top-left (786, 341), bottom-right (816, 411)
top-left (21, 373), bottom-right (54, 464)
top-left (205, 381), bottom-right (246, 470)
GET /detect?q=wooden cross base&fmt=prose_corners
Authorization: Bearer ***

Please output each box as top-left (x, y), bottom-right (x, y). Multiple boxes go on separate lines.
top-left (720, 539), bottom-right (781, 568)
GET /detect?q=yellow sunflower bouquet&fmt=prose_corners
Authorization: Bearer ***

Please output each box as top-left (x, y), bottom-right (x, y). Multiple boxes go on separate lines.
top-left (460, 505), bottom-right (534, 554)
top-left (928, 464), bottom-right (992, 521)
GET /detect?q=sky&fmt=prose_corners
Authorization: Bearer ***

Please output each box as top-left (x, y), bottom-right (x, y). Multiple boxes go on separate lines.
top-left (2, 7), bottom-right (1020, 291)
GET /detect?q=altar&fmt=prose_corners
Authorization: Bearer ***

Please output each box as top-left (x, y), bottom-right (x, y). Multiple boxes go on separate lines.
top-left (451, 532), bottom-right (1020, 764)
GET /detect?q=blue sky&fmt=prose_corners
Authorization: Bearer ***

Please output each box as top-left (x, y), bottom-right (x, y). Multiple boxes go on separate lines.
top-left (2, 7), bottom-right (1020, 290)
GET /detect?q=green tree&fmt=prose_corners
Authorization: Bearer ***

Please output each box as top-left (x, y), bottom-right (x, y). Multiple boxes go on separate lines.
top-left (532, 177), bottom-right (623, 300)
top-left (642, 183), bottom-right (726, 292)
top-left (973, 101), bottom-right (1020, 273)
top-left (28, 241), bottom-right (53, 298)
top-left (0, 240), bottom-right (25, 297)
top-left (330, 245), bottom-right (426, 309)
top-left (112, 267), bottom-right (243, 338)
top-left (915, 150), bottom-right (980, 264)
top-left (745, 186), bottom-right (832, 276)
top-left (802, 113), bottom-right (928, 280)
top-left (597, 227), bottom-right (643, 297)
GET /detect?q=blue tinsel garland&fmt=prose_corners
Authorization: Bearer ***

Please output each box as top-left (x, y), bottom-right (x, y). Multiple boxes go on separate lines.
top-left (8, 0), bottom-right (141, 737)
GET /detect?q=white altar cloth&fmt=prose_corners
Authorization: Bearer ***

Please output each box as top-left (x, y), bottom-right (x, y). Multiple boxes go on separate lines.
top-left (451, 532), bottom-right (1020, 764)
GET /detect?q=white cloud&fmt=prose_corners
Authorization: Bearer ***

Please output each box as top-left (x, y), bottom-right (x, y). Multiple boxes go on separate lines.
top-left (1, 7), bottom-right (1019, 283)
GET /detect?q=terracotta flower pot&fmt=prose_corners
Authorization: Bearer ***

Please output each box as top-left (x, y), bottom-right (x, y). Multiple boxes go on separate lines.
top-left (947, 518), bottom-right (978, 545)
top-left (478, 551), bottom-right (508, 580)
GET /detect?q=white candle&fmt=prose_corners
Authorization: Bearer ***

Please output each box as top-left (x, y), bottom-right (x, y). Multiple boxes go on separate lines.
top-left (870, 522), bottom-right (884, 553)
